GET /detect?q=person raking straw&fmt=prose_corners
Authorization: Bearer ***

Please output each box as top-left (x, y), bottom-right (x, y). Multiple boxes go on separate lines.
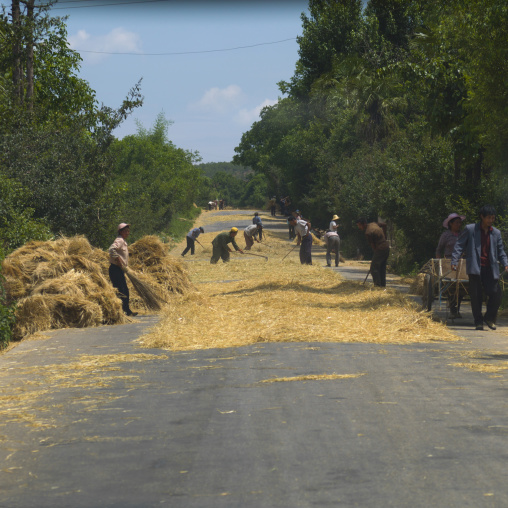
top-left (210, 227), bottom-right (243, 264)
top-left (181, 226), bottom-right (204, 257)
top-left (108, 223), bottom-right (138, 317)
top-left (244, 223), bottom-right (263, 250)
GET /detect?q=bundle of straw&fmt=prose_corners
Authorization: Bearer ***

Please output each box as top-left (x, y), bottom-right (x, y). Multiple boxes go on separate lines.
top-left (124, 267), bottom-right (164, 311)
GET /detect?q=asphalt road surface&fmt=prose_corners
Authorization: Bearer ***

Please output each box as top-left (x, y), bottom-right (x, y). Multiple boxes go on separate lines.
top-left (1, 210), bottom-right (508, 508)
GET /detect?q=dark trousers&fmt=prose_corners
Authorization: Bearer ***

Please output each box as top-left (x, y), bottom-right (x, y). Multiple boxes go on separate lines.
top-left (211, 245), bottom-right (230, 264)
top-left (109, 264), bottom-right (131, 314)
top-left (299, 234), bottom-right (313, 265)
top-left (289, 224), bottom-right (295, 239)
top-left (371, 248), bottom-right (390, 287)
top-left (326, 236), bottom-right (340, 266)
top-left (182, 236), bottom-right (195, 256)
top-left (468, 267), bottom-right (502, 324)
top-left (271, 206), bottom-right (276, 216)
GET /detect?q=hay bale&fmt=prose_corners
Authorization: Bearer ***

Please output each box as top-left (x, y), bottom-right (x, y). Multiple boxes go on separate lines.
top-left (67, 235), bottom-right (93, 256)
top-left (3, 275), bottom-right (28, 302)
top-left (13, 293), bottom-right (104, 339)
top-left (4, 234), bottom-right (193, 339)
top-left (13, 295), bottom-right (53, 338)
top-left (130, 236), bottom-right (194, 296)
top-left (129, 235), bottom-right (168, 266)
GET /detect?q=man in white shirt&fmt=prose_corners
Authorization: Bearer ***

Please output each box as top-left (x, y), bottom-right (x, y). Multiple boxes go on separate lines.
top-left (182, 226), bottom-right (204, 257)
top-left (329, 214), bottom-right (339, 232)
top-left (324, 230), bottom-right (340, 267)
top-left (244, 224), bottom-right (262, 250)
top-left (288, 216), bottom-right (312, 265)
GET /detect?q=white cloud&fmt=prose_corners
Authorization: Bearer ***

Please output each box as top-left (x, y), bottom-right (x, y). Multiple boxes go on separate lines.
top-left (68, 28), bottom-right (142, 64)
top-left (191, 85), bottom-right (244, 114)
top-left (235, 98), bottom-right (278, 125)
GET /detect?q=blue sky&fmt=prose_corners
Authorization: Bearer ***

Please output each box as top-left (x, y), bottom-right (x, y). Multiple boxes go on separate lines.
top-left (44, 0), bottom-right (309, 163)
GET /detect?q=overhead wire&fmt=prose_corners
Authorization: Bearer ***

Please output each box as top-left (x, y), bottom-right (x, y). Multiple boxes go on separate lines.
top-left (73, 37), bottom-right (297, 56)
top-left (48, 0), bottom-right (169, 8)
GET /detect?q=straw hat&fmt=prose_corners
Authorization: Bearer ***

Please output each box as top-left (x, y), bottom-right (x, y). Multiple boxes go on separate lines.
top-left (230, 227), bottom-right (238, 233)
top-left (332, 214), bottom-right (339, 221)
top-left (442, 213), bottom-right (465, 228)
top-left (118, 223), bottom-right (130, 231)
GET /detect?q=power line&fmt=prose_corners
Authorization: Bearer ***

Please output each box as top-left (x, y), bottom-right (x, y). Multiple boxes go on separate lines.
top-left (73, 37), bottom-right (297, 56)
top-left (34, 0), bottom-right (168, 8)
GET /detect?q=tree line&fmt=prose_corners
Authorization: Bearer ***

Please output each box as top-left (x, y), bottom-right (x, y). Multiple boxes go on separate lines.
top-left (233, 0), bottom-right (508, 271)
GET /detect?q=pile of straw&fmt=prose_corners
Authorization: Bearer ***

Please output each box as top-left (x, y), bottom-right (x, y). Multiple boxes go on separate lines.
top-left (2, 235), bottom-right (193, 339)
top-left (2, 237), bottom-right (126, 339)
top-left (129, 236), bottom-right (194, 310)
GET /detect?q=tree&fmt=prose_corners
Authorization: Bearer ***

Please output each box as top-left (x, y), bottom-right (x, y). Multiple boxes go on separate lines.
top-left (110, 113), bottom-right (203, 239)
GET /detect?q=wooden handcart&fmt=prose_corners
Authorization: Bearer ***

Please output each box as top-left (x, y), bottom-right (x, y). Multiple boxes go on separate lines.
top-left (421, 258), bottom-right (468, 320)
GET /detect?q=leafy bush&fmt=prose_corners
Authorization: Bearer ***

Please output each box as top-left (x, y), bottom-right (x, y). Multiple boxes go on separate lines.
top-left (0, 252), bottom-right (16, 349)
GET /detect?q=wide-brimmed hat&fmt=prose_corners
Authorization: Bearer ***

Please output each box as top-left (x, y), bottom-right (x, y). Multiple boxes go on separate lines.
top-left (118, 223), bottom-right (130, 232)
top-left (230, 227), bottom-right (238, 233)
top-left (332, 214), bottom-right (339, 221)
top-left (443, 213), bottom-right (465, 228)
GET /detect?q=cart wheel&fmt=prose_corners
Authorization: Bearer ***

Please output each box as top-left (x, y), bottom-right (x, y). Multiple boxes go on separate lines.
top-left (422, 274), bottom-right (433, 311)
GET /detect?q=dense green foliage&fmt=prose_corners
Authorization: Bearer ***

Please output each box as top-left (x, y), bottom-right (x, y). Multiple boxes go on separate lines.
top-left (195, 162), bottom-right (269, 209)
top-left (234, 0), bottom-right (508, 269)
top-left (110, 114), bottom-right (204, 242)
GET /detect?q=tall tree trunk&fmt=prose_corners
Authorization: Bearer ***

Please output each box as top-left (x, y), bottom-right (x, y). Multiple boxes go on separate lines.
top-left (25, 0), bottom-right (34, 108)
top-left (11, 0), bottom-right (23, 103)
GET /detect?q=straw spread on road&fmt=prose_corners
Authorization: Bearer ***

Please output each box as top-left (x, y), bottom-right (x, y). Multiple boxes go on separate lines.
top-left (0, 353), bottom-right (168, 429)
top-left (139, 211), bottom-right (458, 351)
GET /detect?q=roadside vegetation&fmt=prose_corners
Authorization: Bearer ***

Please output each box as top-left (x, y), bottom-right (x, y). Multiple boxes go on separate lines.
top-left (233, 0), bottom-right (508, 271)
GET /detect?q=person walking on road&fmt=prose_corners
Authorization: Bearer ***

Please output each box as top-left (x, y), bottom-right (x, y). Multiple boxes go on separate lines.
top-left (356, 218), bottom-right (390, 287)
top-left (324, 230), bottom-right (340, 267)
top-left (252, 212), bottom-right (263, 241)
top-left (288, 216), bottom-right (313, 265)
top-left (270, 197), bottom-right (277, 216)
top-left (182, 226), bottom-right (204, 257)
top-left (451, 205), bottom-right (508, 331)
top-left (210, 227), bottom-right (243, 264)
top-left (244, 224), bottom-right (263, 250)
top-left (108, 223), bottom-right (137, 317)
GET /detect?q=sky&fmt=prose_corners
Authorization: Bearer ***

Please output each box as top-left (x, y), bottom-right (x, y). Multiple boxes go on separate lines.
top-left (33, 0), bottom-right (310, 163)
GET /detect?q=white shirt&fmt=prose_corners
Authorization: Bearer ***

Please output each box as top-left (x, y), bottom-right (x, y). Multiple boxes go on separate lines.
top-left (295, 219), bottom-right (309, 237)
top-left (244, 224), bottom-right (259, 237)
top-left (329, 221), bottom-right (337, 231)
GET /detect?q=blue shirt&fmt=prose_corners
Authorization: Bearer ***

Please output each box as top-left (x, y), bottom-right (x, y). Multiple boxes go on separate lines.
top-left (187, 227), bottom-right (202, 240)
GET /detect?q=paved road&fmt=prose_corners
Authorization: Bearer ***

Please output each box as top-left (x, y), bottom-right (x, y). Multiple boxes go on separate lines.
top-left (1, 210), bottom-right (508, 508)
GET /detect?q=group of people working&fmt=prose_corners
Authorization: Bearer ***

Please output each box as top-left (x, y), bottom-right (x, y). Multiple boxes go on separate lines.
top-left (109, 203), bottom-right (507, 332)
